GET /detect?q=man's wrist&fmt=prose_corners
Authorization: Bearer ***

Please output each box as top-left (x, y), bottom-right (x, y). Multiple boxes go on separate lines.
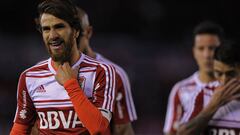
top-left (204, 100), bottom-right (220, 115)
top-left (63, 78), bottom-right (78, 89)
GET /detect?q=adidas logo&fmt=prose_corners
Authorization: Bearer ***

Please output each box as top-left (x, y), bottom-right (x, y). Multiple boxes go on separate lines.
top-left (36, 85), bottom-right (46, 93)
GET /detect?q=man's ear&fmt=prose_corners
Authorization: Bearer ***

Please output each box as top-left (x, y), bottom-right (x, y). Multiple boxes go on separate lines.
top-left (75, 30), bottom-right (80, 38)
top-left (192, 46), bottom-right (196, 60)
top-left (86, 26), bottom-right (93, 39)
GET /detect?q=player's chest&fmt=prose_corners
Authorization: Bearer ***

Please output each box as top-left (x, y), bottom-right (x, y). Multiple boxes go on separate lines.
top-left (209, 101), bottom-right (240, 126)
top-left (26, 71), bottom-right (96, 101)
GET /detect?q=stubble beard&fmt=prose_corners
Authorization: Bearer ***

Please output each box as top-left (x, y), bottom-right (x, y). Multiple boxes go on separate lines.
top-left (47, 37), bottom-right (74, 64)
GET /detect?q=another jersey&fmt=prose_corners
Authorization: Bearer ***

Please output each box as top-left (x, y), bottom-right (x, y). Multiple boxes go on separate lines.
top-left (96, 53), bottom-right (137, 124)
top-left (13, 54), bottom-right (116, 134)
top-left (203, 86), bottom-right (240, 135)
top-left (164, 72), bottom-right (219, 134)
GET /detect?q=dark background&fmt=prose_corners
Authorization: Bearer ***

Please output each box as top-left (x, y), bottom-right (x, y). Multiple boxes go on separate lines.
top-left (0, 0), bottom-right (240, 134)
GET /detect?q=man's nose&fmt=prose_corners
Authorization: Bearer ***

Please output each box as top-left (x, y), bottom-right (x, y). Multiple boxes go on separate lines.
top-left (49, 29), bottom-right (59, 40)
top-left (203, 48), bottom-right (213, 59)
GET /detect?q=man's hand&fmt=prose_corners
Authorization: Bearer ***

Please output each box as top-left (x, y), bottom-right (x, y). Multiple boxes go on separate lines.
top-left (176, 78), bottom-right (240, 135)
top-left (55, 62), bottom-right (79, 85)
top-left (210, 78), bottom-right (240, 108)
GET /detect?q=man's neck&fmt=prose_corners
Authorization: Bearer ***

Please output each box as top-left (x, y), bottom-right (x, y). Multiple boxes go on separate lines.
top-left (85, 45), bottom-right (96, 59)
top-left (198, 70), bottom-right (215, 83)
top-left (53, 48), bottom-right (81, 69)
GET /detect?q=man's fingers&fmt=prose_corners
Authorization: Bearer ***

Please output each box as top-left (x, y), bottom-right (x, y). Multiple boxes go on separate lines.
top-left (224, 81), bottom-right (240, 95)
top-left (73, 65), bottom-right (80, 78)
top-left (230, 83), bottom-right (240, 96)
top-left (62, 62), bottom-right (69, 71)
top-left (73, 65), bottom-right (80, 71)
top-left (61, 62), bottom-right (77, 79)
top-left (227, 93), bottom-right (240, 102)
top-left (62, 62), bottom-right (73, 75)
top-left (221, 83), bottom-right (240, 104)
top-left (223, 78), bottom-right (238, 90)
top-left (57, 65), bottom-right (63, 73)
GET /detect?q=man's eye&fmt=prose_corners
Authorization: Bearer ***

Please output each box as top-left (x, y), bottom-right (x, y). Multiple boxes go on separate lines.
top-left (42, 27), bottom-right (50, 32)
top-left (214, 71), bottom-right (222, 78)
top-left (197, 47), bottom-right (204, 51)
top-left (209, 46), bottom-right (217, 51)
top-left (55, 24), bottom-right (65, 29)
top-left (226, 71), bottom-right (237, 78)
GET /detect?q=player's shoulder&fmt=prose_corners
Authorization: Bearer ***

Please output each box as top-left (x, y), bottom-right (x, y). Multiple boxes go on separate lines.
top-left (172, 73), bottom-right (197, 92)
top-left (20, 58), bottom-right (50, 77)
top-left (95, 53), bottom-right (126, 75)
top-left (82, 54), bottom-right (115, 72)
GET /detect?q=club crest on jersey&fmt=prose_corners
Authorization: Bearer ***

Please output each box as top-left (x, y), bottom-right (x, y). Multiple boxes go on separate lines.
top-left (78, 76), bottom-right (86, 90)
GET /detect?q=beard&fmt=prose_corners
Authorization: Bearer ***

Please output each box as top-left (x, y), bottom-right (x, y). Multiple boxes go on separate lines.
top-left (51, 42), bottom-right (72, 64)
top-left (207, 70), bottom-right (214, 78)
top-left (46, 35), bottom-right (74, 64)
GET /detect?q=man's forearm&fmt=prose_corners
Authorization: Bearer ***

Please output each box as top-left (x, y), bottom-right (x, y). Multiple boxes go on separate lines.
top-left (64, 78), bottom-right (110, 134)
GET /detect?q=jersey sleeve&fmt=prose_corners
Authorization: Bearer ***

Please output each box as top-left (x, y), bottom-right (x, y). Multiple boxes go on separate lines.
top-left (11, 72), bottom-right (37, 131)
top-left (113, 71), bottom-right (137, 124)
top-left (93, 64), bottom-right (116, 112)
top-left (92, 63), bottom-right (116, 113)
top-left (163, 83), bottom-right (183, 134)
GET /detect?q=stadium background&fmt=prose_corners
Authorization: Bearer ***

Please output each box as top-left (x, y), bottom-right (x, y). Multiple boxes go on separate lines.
top-left (0, 0), bottom-right (239, 134)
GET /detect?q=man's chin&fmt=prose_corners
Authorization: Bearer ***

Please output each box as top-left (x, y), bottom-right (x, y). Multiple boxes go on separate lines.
top-left (205, 69), bottom-right (214, 77)
top-left (51, 55), bottom-right (67, 64)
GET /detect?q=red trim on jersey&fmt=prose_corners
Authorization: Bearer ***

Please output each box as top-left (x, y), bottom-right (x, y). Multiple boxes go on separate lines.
top-left (12, 71), bottom-right (37, 130)
top-left (80, 70), bottom-right (97, 73)
top-left (188, 82), bottom-right (196, 86)
top-left (37, 60), bottom-right (48, 65)
top-left (101, 63), bottom-right (113, 110)
top-left (25, 74), bottom-right (54, 78)
top-left (64, 78), bottom-right (110, 134)
top-left (113, 73), bottom-right (131, 124)
top-left (33, 99), bottom-right (71, 103)
top-left (27, 62), bottom-right (49, 72)
top-left (189, 91), bottom-right (204, 119)
top-left (171, 90), bottom-right (183, 132)
top-left (83, 58), bottom-right (115, 111)
top-left (97, 53), bottom-right (137, 123)
top-left (205, 86), bottom-right (216, 91)
top-left (51, 60), bottom-right (58, 71)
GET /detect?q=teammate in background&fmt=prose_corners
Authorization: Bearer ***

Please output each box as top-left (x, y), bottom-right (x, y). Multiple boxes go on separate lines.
top-left (177, 41), bottom-right (240, 135)
top-left (10, 0), bottom-right (116, 134)
top-left (77, 7), bottom-right (137, 135)
top-left (164, 21), bottom-right (224, 135)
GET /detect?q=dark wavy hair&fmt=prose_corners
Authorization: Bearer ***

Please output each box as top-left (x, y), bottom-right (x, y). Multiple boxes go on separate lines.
top-left (36, 0), bottom-right (83, 44)
top-left (214, 41), bottom-right (240, 67)
top-left (193, 21), bottom-right (225, 42)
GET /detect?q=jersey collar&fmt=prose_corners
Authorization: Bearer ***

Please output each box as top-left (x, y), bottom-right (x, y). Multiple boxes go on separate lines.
top-left (48, 53), bottom-right (85, 74)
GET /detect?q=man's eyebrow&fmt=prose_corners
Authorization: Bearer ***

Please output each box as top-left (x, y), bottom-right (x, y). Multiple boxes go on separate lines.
top-left (53, 23), bottom-right (66, 28)
top-left (226, 70), bottom-right (236, 74)
top-left (41, 25), bottom-right (50, 30)
top-left (214, 69), bottom-right (221, 72)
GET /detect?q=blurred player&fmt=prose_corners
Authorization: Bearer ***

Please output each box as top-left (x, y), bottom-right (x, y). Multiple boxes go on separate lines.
top-left (164, 21), bottom-right (224, 135)
top-left (77, 7), bottom-right (137, 135)
top-left (10, 0), bottom-right (116, 134)
top-left (177, 41), bottom-right (240, 135)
